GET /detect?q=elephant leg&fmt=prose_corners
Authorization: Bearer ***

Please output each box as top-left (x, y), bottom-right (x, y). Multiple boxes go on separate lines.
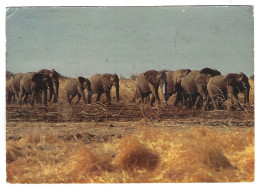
top-left (12, 87), bottom-right (19, 104)
top-left (194, 95), bottom-right (201, 109)
top-left (14, 92), bottom-right (19, 103)
top-left (174, 92), bottom-right (181, 107)
top-left (87, 93), bottom-right (92, 104)
top-left (30, 91), bottom-right (35, 106)
top-left (22, 93), bottom-right (28, 104)
top-left (66, 94), bottom-right (71, 104)
top-left (42, 90), bottom-right (47, 105)
top-left (106, 91), bottom-right (111, 105)
top-left (69, 94), bottom-right (76, 104)
top-left (96, 94), bottom-right (101, 102)
top-left (155, 91), bottom-right (160, 105)
top-left (211, 96), bottom-right (219, 110)
top-left (78, 89), bottom-right (86, 104)
top-left (184, 95), bottom-right (191, 108)
top-left (11, 95), bottom-right (16, 104)
top-left (202, 97), bottom-right (209, 110)
top-left (140, 94), bottom-right (145, 104)
top-left (75, 94), bottom-right (81, 104)
top-left (18, 89), bottom-right (24, 105)
top-left (150, 95), bottom-right (155, 106)
top-left (230, 93), bottom-right (244, 111)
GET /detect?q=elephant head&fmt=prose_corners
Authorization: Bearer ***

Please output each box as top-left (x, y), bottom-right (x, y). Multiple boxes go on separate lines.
top-left (236, 72), bottom-right (250, 105)
top-left (32, 73), bottom-right (53, 91)
top-left (200, 68), bottom-right (221, 77)
top-left (224, 72), bottom-right (250, 106)
top-left (49, 69), bottom-right (59, 102)
top-left (38, 69), bottom-right (59, 103)
top-left (144, 70), bottom-right (164, 88)
top-left (102, 74), bottom-right (119, 102)
top-left (143, 70), bottom-right (164, 105)
top-left (78, 77), bottom-right (91, 91)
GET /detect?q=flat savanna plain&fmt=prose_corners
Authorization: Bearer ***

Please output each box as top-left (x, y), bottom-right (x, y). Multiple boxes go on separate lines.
top-left (6, 78), bottom-right (255, 183)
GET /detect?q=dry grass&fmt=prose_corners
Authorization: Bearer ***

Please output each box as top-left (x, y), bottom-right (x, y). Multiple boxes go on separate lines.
top-left (6, 125), bottom-right (254, 183)
top-left (6, 78), bottom-right (254, 183)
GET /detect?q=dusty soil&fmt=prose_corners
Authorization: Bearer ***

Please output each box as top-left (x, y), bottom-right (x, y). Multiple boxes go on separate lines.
top-left (6, 102), bottom-right (254, 144)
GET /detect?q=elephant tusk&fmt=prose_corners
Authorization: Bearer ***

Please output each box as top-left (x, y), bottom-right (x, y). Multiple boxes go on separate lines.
top-left (163, 83), bottom-right (166, 94)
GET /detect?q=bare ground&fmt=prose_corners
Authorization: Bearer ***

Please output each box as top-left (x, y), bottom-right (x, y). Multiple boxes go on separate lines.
top-left (6, 102), bottom-right (254, 144)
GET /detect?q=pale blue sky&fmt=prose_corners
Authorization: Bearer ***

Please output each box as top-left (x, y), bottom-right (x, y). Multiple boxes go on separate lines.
top-left (6, 6), bottom-right (254, 77)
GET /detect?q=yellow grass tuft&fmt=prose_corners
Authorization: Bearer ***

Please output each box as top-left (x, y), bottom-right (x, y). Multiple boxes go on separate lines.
top-left (115, 137), bottom-right (160, 171)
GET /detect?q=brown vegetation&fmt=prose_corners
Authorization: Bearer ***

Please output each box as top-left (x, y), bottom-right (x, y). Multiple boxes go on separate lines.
top-left (6, 77), bottom-right (254, 183)
top-left (6, 125), bottom-right (254, 183)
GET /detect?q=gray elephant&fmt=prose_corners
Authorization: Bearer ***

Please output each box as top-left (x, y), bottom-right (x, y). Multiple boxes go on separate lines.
top-left (160, 69), bottom-right (191, 105)
top-left (6, 82), bottom-right (15, 104)
top-left (89, 73), bottom-right (119, 104)
top-left (180, 68), bottom-right (221, 109)
top-left (19, 72), bottom-right (53, 106)
top-left (207, 72), bottom-right (250, 110)
top-left (10, 73), bottom-right (24, 103)
top-left (135, 70), bottom-right (166, 106)
top-left (38, 69), bottom-right (59, 103)
top-left (65, 77), bottom-right (91, 104)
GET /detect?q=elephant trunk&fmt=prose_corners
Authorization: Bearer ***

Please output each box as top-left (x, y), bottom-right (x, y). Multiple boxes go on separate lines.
top-left (244, 88), bottom-right (250, 106)
top-left (53, 82), bottom-right (59, 103)
top-left (116, 84), bottom-right (119, 103)
top-left (48, 82), bottom-right (54, 102)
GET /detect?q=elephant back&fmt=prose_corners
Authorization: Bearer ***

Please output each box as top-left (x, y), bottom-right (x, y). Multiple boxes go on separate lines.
top-left (207, 75), bottom-right (226, 95)
top-left (200, 68), bottom-right (221, 76)
top-left (90, 74), bottom-right (104, 93)
top-left (181, 70), bottom-right (200, 93)
top-left (11, 73), bottom-right (24, 89)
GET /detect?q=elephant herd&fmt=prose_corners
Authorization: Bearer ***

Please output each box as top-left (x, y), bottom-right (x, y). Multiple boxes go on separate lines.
top-left (135, 68), bottom-right (250, 111)
top-left (6, 69), bottom-right (59, 106)
top-left (6, 67), bottom-right (251, 111)
top-left (6, 69), bottom-right (120, 106)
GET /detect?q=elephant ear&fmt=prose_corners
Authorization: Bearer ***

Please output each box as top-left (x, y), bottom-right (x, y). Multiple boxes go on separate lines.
top-left (224, 73), bottom-right (238, 86)
top-left (176, 75), bottom-right (182, 84)
top-left (112, 74), bottom-right (119, 82)
top-left (176, 69), bottom-right (191, 84)
top-left (32, 73), bottom-right (44, 83)
top-left (77, 77), bottom-right (86, 88)
top-left (50, 69), bottom-right (59, 79)
top-left (237, 72), bottom-right (245, 82)
top-left (144, 70), bottom-right (159, 86)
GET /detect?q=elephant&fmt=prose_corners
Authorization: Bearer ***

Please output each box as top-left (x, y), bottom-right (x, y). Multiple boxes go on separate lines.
top-left (135, 70), bottom-right (166, 106)
top-left (207, 72), bottom-right (250, 110)
top-left (89, 73), bottom-right (119, 104)
top-left (180, 68), bottom-right (221, 109)
top-left (10, 73), bottom-right (24, 103)
top-left (19, 72), bottom-right (53, 106)
top-left (159, 69), bottom-right (191, 105)
top-left (38, 69), bottom-right (59, 103)
top-left (6, 82), bottom-right (15, 104)
top-left (65, 77), bottom-right (91, 104)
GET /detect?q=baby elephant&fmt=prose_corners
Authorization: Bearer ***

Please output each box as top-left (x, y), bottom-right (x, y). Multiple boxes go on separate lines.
top-left (65, 77), bottom-right (91, 104)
